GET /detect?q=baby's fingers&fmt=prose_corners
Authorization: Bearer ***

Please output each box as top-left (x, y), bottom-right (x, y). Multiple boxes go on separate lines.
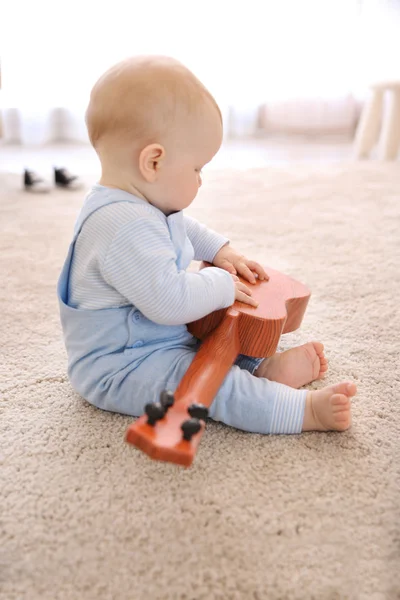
top-left (236, 290), bottom-right (259, 307)
top-left (235, 282), bottom-right (259, 307)
top-left (236, 281), bottom-right (253, 295)
top-left (246, 260), bottom-right (269, 281)
top-left (236, 262), bottom-right (257, 285)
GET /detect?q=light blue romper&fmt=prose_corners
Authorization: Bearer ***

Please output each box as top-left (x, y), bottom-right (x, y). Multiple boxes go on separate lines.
top-left (57, 188), bottom-right (306, 434)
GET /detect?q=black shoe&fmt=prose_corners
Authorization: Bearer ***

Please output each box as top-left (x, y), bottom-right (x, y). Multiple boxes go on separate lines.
top-left (23, 169), bottom-right (51, 193)
top-left (54, 167), bottom-right (83, 190)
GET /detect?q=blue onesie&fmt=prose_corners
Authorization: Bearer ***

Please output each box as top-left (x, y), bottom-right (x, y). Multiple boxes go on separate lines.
top-left (57, 185), bottom-right (307, 434)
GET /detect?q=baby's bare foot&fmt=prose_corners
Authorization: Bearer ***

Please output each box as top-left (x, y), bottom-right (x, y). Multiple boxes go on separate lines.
top-left (255, 341), bottom-right (328, 388)
top-left (302, 382), bottom-right (357, 432)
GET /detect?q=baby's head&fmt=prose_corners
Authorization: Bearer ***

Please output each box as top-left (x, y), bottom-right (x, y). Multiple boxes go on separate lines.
top-left (86, 56), bottom-right (223, 213)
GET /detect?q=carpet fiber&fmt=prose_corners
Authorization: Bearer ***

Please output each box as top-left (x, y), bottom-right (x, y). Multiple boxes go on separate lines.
top-left (1, 164), bottom-right (399, 600)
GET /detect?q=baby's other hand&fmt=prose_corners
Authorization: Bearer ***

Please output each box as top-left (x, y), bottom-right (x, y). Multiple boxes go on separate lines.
top-left (214, 245), bottom-right (269, 285)
top-left (232, 275), bottom-right (259, 308)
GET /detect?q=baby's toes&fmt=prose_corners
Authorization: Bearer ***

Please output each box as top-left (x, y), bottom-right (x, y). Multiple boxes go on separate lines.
top-left (312, 341), bottom-right (324, 355)
top-left (331, 394), bottom-right (350, 411)
top-left (331, 381), bottom-right (356, 397)
top-left (335, 416), bottom-right (351, 430)
top-left (319, 357), bottom-right (329, 376)
top-left (345, 382), bottom-right (357, 397)
top-left (331, 395), bottom-right (351, 429)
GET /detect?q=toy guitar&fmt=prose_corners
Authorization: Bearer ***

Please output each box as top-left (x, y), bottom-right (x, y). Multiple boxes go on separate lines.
top-left (125, 264), bottom-right (311, 467)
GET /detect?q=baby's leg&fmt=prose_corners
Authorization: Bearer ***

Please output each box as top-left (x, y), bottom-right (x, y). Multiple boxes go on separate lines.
top-left (100, 346), bottom-right (355, 435)
top-left (254, 342), bottom-right (328, 388)
top-left (96, 346), bottom-right (305, 433)
top-left (209, 364), bottom-right (355, 434)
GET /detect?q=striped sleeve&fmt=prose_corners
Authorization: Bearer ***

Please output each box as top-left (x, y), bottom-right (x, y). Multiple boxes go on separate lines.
top-left (101, 216), bottom-right (235, 326)
top-left (184, 215), bottom-right (229, 262)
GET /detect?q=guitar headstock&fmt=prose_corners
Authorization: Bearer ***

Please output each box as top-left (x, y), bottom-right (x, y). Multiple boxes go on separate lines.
top-left (125, 391), bottom-right (209, 467)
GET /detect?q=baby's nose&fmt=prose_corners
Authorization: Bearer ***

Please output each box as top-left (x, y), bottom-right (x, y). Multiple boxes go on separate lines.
top-left (198, 175), bottom-right (202, 187)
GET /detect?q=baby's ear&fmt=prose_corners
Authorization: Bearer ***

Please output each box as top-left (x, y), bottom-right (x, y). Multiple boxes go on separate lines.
top-left (139, 144), bottom-right (165, 182)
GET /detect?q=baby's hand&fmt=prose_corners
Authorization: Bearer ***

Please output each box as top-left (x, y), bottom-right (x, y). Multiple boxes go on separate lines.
top-left (214, 245), bottom-right (269, 285)
top-left (232, 275), bottom-right (259, 307)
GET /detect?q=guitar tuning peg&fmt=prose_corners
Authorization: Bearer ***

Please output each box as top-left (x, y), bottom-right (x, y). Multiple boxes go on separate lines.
top-left (188, 403), bottom-right (209, 421)
top-left (181, 418), bottom-right (202, 441)
top-left (144, 402), bottom-right (165, 426)
top-left (160, 390), bottom-right (175, 411)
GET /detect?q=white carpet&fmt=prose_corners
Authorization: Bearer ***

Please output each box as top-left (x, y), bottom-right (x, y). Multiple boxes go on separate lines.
top-left (1, 164), bottom-right (399, 600)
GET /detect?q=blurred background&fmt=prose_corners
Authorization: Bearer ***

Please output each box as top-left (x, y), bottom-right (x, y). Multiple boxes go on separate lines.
top-left (0, 0), bottom-right (399, 174)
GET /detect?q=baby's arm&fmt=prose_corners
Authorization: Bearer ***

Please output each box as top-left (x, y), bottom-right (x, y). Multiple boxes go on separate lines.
top-left (184, 216), bottom-right (268, 284)
top-left (183, 215), bottom-right (229, 262)
top-left (101, 216), bottom-right (235, 326)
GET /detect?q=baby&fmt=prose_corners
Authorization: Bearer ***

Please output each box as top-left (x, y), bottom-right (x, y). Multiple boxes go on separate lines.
top-left (57, 55), bottom-right (356, 435)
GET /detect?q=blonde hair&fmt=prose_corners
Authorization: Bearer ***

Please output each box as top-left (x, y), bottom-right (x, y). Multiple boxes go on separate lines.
top-left (85, 55), bottom-right (221, 150)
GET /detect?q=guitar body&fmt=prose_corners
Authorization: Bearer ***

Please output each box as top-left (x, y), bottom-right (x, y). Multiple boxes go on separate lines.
top-left (126, 265), bottom-right (311, 467)
top-left (187, 265), bottom-right (310, 357)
